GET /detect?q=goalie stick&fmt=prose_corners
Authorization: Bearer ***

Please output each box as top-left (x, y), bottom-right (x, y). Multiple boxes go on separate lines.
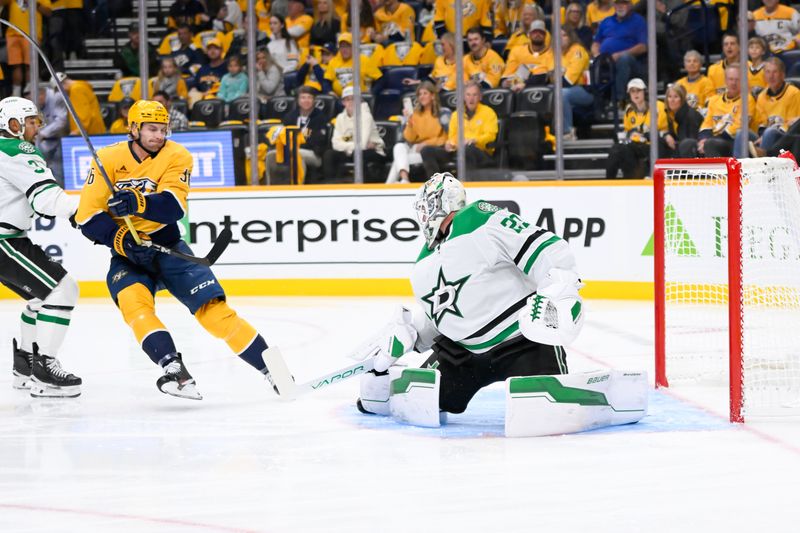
top-left (0, 20), bottom-right (231, 266)
top-left (263, 342), bottom-right (381, 398)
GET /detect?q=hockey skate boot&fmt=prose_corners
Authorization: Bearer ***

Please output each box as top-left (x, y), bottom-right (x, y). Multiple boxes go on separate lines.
top-left (156, 354), bottom-right (202, 400)
top-left (30, 347), bottom-right (82, 398)
top-left (12, 339), bottom-right (32, 390)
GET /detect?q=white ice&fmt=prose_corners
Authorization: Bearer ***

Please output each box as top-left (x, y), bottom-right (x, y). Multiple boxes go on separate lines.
top-left (1, 297), bottom-right (799, 533)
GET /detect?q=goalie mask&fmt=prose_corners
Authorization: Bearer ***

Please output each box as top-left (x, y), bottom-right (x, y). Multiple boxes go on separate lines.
top-left (0, 97), bottom-right (42, 140)
top-left (414, 172), bottom-right (466, 248)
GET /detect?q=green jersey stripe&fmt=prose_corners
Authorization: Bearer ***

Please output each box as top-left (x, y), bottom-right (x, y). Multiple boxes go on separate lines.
top-left (458, 321), bottom-right (520, 351)
top-left (30, 183), bottom-right (59, 207)
top-left (522, 236), bottom-right (561, 274)
top-left (20, 312), bottom-right (37, 325)
top-left (37, 313), bottom-right (71, 326)
top-left (0, 240), bottom-right (57, 289)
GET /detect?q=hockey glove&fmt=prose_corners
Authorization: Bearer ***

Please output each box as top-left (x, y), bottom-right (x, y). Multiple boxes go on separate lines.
top-left (352, 307), bottom-right (418, 373)
top-left (518, 268), bottom-right (584, 346)
top-left (113, 226), bottom-right (158, 266)
top-left (108, 189), bottom-right (147, 218)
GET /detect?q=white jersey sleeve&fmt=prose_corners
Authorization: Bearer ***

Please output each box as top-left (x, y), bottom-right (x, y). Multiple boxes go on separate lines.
top-left (5, 142), bottom-right (77, 219)
top-left (482, 208), bottom-right (577, 291)
top-left (0, 139), bottom-right (77, 235)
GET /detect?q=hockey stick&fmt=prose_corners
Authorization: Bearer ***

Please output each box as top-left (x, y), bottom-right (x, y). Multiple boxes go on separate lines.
top-left (263, 347), bottom-right (375, 399)
top-left (0, 20), bottom-right (230, 265)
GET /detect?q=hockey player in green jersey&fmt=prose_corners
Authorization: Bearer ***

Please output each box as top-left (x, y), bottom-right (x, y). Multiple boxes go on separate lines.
top-left (357, 172), bottom-right (583, 415)
top-left (354, 173), bottom-right (648, 436)
top-left (0, 97), bottom-right (82, 397)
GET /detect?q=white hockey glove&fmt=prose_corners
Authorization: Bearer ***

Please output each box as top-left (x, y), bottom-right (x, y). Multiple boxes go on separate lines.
top-left (351, 306), bottom-right (418, 373)
top-left (518, 268), bottom-right (584, 346)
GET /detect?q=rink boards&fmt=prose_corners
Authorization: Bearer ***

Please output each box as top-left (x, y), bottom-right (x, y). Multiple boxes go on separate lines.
top-left (2, 181), bottom-right (656, 299)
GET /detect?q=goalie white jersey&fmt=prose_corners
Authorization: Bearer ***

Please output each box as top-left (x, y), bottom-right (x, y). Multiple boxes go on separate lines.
top-left (0, 138), bottom-right (77, 237)
top-left (410, 200), bottom-right (576, 354)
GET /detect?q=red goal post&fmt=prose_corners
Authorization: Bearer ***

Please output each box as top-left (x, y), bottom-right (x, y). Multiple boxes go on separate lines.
top-left (654, 157), bottom-right (800, 423)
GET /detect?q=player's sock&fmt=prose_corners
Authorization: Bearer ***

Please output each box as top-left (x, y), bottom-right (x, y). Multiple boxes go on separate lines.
top-left (19, 302), bottom-right (38, 353)
top-left (141, 330), bottom-right (179, 366)
top-left (195, 299), bottom-right (268, 372)
top-left (237, 334), bottom-right (269, 373)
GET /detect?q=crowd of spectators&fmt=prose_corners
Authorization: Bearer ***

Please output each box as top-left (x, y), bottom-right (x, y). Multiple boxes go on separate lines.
top-left (4, 0), bottom-right (800, 184)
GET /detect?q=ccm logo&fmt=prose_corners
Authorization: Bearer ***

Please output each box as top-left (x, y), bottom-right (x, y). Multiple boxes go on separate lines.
top-left (190, 279), bottom-right (216, 294)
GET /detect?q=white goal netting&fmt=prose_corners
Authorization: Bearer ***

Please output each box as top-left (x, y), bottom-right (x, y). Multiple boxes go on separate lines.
top-left (661, 158), bottom-right (800, 417)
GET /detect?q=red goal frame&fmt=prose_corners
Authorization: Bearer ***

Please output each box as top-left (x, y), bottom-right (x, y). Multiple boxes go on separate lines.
top-left (653, 158), bottom-right (744, 423)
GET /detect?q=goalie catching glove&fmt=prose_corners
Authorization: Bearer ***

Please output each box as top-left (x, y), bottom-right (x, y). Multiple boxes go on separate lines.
top-left (353, 306), bottom-right (418, 373)
top-left (518, 268), bottom-right (584, 346)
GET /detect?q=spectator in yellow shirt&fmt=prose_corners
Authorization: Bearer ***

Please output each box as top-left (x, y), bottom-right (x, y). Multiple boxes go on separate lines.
top-left (560, 27), bottom-right (593, 140)
top-left (675, 49), bottom-right (715, 110)
top-left (387, 81), bottom-right (447, 183)
top-left (586, 0), bottom-right (614, 30)
top-left (343, 0), bottom-right (379, 43)
top-left (708, 33), bottom-right (744, 93)
top-left (53, 72), bottom-right (106, 135)
top-left (431, 33), bottom-right (458, 91)
top-left (433, 0), bottom-right (492, 38)
top-left (1, 0), bottom-right (51, 97)
top-left (505, 4), bottom-right (544, 51)
top-left (324, 32), bottom-right (384, 96)
top-left (463, 27), bottom-right (505, 89)
top-left (373, 0), bottom-right (417, 44)
top-left (109, 99), bottom-right (134, 134)
top-left (606, 78), bottom-right (666, 178)
top-left (286, 0), bottom-right (313, 49)
top-left (502, 20), bottom-right (553, 92)
top-left (754, 57), bottom-right (800, 155)
top-left (748, 36), bottom-right (768, 94)
top-left (421, 81), bottom-right (498, 178)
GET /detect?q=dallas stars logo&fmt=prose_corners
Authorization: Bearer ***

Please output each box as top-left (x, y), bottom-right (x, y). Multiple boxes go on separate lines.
top-left (421, 268), bottom-right (470, 326)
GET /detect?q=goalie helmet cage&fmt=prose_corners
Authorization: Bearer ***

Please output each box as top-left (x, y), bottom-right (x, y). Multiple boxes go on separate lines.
top-left (654, 157), bottom-right (800, 423)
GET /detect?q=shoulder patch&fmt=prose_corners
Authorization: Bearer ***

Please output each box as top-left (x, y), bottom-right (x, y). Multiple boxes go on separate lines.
top-left (18, 141), bottom-right (36, 154)
top-left (476, 201), bottom-right (500, 213)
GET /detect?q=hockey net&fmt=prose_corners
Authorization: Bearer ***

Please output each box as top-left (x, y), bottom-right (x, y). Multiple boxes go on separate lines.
top-left (654, 157), bottom-right (800, 422)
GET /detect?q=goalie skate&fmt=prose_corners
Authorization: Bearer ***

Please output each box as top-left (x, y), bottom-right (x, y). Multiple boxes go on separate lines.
top-left (157, 355), bottom-right (202, 400)
top-left (30, 350), bottom-right (82, 398)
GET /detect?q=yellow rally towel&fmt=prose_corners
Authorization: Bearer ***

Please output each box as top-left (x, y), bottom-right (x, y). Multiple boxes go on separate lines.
top-left (267, 125), bottom-right (307, 185)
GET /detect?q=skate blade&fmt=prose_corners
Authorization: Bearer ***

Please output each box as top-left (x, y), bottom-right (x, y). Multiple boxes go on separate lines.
top-left (29, 380), bottom-right (81, 398)
top-left (159, 381), bottom-right (203, 400)
top-left (13, 371), bottom-right (31, 390)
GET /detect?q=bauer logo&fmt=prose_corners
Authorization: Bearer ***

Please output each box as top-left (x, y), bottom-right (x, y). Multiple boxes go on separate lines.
top-left (60, 131), bottom-right (236, 190)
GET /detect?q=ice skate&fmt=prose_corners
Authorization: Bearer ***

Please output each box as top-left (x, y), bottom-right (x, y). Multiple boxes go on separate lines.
top-left (30, 348), bottom-right (82, 398)
top-left (157, 354), bottom-right (202, 400)
top-left (12, 339), bottom-right (32, 390)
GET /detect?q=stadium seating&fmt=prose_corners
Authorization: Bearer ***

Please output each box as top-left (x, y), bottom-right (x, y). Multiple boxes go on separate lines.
top-left (190, 98), bottom-right (225, 128)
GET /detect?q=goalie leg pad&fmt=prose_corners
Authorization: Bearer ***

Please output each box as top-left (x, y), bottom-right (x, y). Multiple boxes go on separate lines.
top-left (358, 370), bottom-right (392, 415)
top-left (504, 370), bottom-right (648, 437)
top-left (389, 367), bottom-right (447, 427)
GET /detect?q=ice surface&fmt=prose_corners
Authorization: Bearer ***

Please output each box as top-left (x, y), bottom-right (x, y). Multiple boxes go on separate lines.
top-left (0, 297), bottom-right (798, 532)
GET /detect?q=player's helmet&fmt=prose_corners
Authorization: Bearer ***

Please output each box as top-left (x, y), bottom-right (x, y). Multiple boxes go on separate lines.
top-left (128, 100), bottom-right (170, 136)
top-left (414, 172), bottom-right (466, 248)
top-left (0, 97), bottom-right (41, 140)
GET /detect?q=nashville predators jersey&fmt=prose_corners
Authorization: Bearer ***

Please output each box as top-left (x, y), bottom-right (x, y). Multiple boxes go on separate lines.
top-left (463, 48), bottom-right (506, 88)
top-left (676, 74), bottom-right (715, 110)
top-left (75, 140), bottom-right (192, 239)
top-left (756, 82), bottom-right (800, 131)
top-left (378, 41), bottom-right (424, 67)
top-left (324, 53), bottom-right (384, 96)
top-left (752, 5), bottom-right (800, 53)
top-left (502, 45), bottom-right (554, 84)
top-left (374, 2), bottom-right (416, 39)
top-left (700, 91), bottom-right (761, 138)
top-left (623, 100), bottom-right (667, 143)
top-left (434, 0), bottom-right (491, 35)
